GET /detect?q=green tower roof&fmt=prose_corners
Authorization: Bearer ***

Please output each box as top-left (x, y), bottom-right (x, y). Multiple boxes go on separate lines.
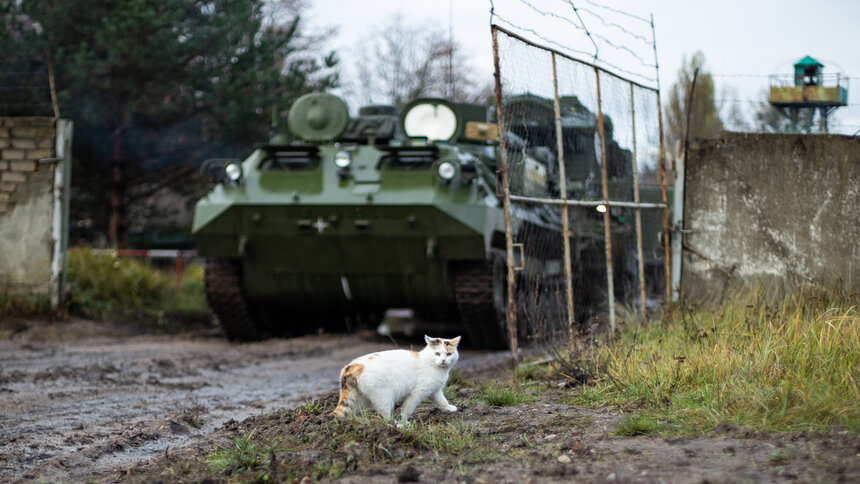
top-left (795, 55), bottom-right (824, 68)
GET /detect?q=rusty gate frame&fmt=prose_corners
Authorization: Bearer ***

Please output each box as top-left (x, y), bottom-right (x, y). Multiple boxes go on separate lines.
top-left (491, 25), bottom-right (670, 362)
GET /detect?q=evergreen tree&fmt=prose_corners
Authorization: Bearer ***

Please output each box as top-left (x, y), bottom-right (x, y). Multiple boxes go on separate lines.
top-left (1, 0), bottom-right (339, 246)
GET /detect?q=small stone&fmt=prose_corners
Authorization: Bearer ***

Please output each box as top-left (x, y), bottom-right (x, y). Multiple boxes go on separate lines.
top-left (544, 434), bottom-right (557, 441)
top-left (557, 454), bottom-right (571, 464)
top-left (169, 420), bottom-right (190, 435)
top-left (607, 473), bottom-right (616, 480)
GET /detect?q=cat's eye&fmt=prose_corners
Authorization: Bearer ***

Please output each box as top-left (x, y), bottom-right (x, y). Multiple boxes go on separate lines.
top-left (447, 352), bottom-right (452, 356)
top-left (435, 352), bottom-right (440, 356)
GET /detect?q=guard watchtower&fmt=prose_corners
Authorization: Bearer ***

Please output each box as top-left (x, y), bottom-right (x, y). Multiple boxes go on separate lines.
top-left (769, 55), bottom-right (848, 133)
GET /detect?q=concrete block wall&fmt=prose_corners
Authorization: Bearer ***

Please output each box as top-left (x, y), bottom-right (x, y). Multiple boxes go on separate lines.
top-left (681, 132), bottom-right (860, 301)
top-left (0, 117), bottom-right (57, 215)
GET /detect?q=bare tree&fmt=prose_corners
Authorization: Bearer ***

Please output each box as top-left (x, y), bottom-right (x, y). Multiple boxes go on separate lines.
top-left (748, 88), bottom-right (820, 133)
top-left (664, 52), bottom-right (724, 154)
top-left (719, 85), bottom-right (750, 132)
top-left (354, 14), bottom-right (491, 106)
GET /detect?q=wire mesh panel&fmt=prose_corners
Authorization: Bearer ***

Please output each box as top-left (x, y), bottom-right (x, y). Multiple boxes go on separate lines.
top-left (631, 85), bottom-right (669, 302)
top-left (0, 54), bottom-right (56, 117)
top-left (493, 25), bottom-right (668, 351)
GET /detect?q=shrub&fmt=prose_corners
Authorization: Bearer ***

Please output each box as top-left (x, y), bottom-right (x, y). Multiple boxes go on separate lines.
top-left (66, 248), bottom-right (207, 319)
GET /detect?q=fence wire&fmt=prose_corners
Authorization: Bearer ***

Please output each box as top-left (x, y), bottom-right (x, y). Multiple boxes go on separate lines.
top-left (0, 54), bottom-right (57, 117)
top-left (492, 25), bottom-right (669, 354)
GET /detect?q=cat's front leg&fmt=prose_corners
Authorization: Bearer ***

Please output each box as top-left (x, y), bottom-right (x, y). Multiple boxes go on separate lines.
top-left (431, 389), bottom-right (457, 412)
top-left (398, 392), bottom-right (424, 424)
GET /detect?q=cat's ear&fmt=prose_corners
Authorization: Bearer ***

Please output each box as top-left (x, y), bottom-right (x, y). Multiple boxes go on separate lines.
top-left (450, 336), bottom-right (461, 347)
top-left (424, 335), bottom-right (434, 345)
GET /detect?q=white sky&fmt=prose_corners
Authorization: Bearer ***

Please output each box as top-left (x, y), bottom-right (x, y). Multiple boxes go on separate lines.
top-left (309, 0), bottom-right (860, 135)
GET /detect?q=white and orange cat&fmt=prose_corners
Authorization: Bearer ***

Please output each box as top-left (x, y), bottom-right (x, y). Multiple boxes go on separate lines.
top-left (333, 335), bottom-right (461, 424)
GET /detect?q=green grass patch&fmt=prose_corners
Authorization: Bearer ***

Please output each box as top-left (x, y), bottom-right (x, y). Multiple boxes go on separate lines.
top-left (615, 414), bottom-right (661, 436)
top-left (767, 450), bottom-right (793, 466)
top-left (515, 361), bottom-right (553, 381)
top-left (400, 420), bottom-right (479, 455)
top-left (447, 369), bottom-right (471, 387)
top-left (576, 287), bottom-right (860, 434)
top-left (0, 290), bottom-right (52, 319)
top-left (296, 398), bottom-right (324, 415)
top-left (479, 384), bottom-right (535, 406)
top-left (207, 431), bottom-right (269, 477)
top-left (66, 248), bottom-right (207, 320)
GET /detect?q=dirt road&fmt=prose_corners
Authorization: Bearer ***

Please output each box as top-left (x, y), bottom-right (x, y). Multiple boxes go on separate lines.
top-left (0, 318), bottom-right (505, 482)
top-left (2, 319), bottom-right (858, 483)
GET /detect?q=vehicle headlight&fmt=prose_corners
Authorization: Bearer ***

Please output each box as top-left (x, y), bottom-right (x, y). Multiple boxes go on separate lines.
top-left (437, 161), bottom-right (458, 181)
top-left (334, 150), bottom-right (352, 168)
top-left (225, 163), bottom-right (243, 182)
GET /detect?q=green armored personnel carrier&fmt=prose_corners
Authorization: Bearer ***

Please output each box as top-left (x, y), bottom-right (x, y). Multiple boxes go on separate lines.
top-left (193, 93), bottom-right (518, 347)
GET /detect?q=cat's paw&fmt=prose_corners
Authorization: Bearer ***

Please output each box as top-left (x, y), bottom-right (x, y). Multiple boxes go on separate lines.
top-left (444, 404), bottom-right (458, 412)
top-left (395, 419), bottom-right (411, 428)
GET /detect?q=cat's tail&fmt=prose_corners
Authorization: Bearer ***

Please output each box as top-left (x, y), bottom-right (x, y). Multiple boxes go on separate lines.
top-left (332, 362), bottom-right (363, 418)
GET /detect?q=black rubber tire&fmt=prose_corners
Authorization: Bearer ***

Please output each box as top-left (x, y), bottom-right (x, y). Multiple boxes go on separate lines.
top-left (453, 252), bottom-right (510, 349)
top-left (204, 258), bottom-right (267, 341)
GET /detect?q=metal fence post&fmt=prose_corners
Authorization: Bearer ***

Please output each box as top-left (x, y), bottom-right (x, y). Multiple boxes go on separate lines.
top-left (50, 120), bottom-right (73, 311)
top-left (551, 53), bottom-right (577, 347)
top-left (594, 67), bottom-right (617, 333)
top-left (629, 84), bottom-right (647, 323)
top-left (491, 26), bottom-right (519, 365)
top-left (671, 148), bottom-right (685, 301)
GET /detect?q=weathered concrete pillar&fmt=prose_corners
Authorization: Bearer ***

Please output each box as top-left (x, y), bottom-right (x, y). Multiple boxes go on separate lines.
top-left (0, 117), bottom-right (73, 309)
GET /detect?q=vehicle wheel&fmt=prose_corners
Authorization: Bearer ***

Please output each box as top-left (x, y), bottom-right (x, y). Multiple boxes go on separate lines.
top-left (453, 251), bottom-right (510, 349)
top-left (204, 258), bottom-right (268, 341)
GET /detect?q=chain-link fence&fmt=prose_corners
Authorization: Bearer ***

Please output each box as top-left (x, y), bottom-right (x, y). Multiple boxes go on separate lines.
top-left (491, 25), bottom-right (670, 353)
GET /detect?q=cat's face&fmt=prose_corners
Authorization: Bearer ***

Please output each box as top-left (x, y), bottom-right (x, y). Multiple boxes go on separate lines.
top-left (424, 335), bottom-right (461, 369)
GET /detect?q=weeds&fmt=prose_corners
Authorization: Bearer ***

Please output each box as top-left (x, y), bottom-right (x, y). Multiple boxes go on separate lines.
top-left (0, 290), bottom-right (51, 319)
top-left (66, 248), bottom-right (207, 320)
top-left (296, 399), bottom-right (323, 415)
top-left (207, 431), bottom-right (268, 476)
top-left (480, 385), bottom-right (535, 406)
top-left (515, 361), bottom-right (550, 381)
top-left (578, 287), bottom-right (860, 434)
top-left (400, 421), bottom-right (478, 455)
top-left (615, 414), bottom-right (660, 436)
top-left (447, 369), bottom-right (470, 387)
top-left (767, 450), bottom-right (793, 465)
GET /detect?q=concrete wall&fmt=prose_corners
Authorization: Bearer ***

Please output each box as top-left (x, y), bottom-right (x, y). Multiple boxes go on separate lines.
top-left (0, 117), bottom-right (72, 305)
top-left (681, 132), bottom-right (860, 300)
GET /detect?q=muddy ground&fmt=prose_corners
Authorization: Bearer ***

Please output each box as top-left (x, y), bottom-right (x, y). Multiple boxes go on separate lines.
top-left (1, 318), bottom-right (857, 483)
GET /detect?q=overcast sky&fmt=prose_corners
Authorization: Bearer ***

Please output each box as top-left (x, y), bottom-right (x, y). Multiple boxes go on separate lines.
top-left (309, 0), bottom-right (859, 135)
